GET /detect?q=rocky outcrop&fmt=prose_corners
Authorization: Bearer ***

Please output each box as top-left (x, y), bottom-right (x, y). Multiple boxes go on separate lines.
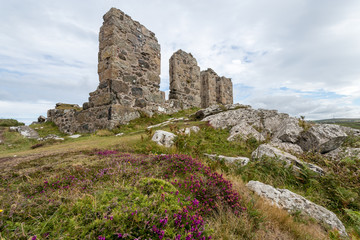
top-left (246, 181), bottom-right (348, 237)
top-left (228, 121), bottom-right (265, 142)
top-left (204, 153), bottom-right (249, 165)
top-left (325, 147), bottom-right (360, 160)
top-left (178, 126), bottom-right (200, 135)
top-left (9, 126), bottom-right (40, 139)
top-left (273, 118), bottom-right (302, 143)
top-left (297, 124), bottom-right (347, 153)
top-left (151, 130), bottom-right (176, 147)
top-left (192, 103), bottom-right (247, 120)
top-left (252, 144), bottom-right (324, 175)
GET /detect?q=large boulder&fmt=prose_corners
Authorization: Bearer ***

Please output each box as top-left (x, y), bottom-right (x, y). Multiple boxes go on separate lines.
top-left (297, 124), bottom-right (347, 153)
top-left (272, 118), bottom-right (303, 143)
top-left (9, 126), bottom-right (40, 139)
top-left (246, 181), bottom-right (348, 237)
top-left (227, 121), bottom-right (265, 142)
top-left (192, 103), bottom-right (248, 120)
top-left (151, 130), bottom-right (176, 147)
top-left (252, 144), bottom-right (324, 175)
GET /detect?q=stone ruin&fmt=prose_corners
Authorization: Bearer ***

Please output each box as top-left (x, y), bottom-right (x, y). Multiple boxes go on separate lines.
top-left (48, 8), bottom-right (233, 134)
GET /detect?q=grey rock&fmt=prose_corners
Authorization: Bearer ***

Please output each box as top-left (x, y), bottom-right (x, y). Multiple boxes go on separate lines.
top-left (9, 126), bottom-right (40, 139)
top-left (269, 141), bottom-right (304, 155)
top-left (204, 153), bottom-right (249, 166)
top-left (115, 133), bottom-right (124, 137)
top-left (228, 121), bottom-right (265, 142)
top-left (38, 134), bottom-right (64, 141)
top-left (297, 124), bottom-right (347, 153)
top-left (151, 130), bottom-right (176, 147)
top-left (325, 147), bottom-right (360, 160)
top-left (38, 115), bottom-right (46, 123)
top-left (178, 126), bottom-right (200, 135)
top-left (273, 118), bottom-right (302, 143)
top-left (246, 181), bottom-right (348, 237)
top-left (193, 103), bottom-right (249, 120)
top-left (252, 144), bottom-right (324, 175)
top-left (68, 134), bottom-right (81, 139)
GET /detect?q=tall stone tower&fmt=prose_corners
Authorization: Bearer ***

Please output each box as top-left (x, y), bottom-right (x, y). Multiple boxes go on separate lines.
top-left (168, 50), bottom-right (201, 108)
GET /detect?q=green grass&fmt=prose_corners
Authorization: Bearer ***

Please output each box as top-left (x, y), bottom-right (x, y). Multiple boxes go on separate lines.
top-left (1, 108), bottom-right (359, 239)
top-left (30, 121), bottom-right (67, 138)
top-left (0, 119), bottom-right (24, 127)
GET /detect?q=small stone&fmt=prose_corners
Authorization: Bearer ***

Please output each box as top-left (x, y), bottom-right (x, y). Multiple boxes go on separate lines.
top-left (68, 134), bottom-right (81, 139)
top-left (151, 130), bottom-right (176, 147)
top-left (204, 153), bottom-right (249, 166)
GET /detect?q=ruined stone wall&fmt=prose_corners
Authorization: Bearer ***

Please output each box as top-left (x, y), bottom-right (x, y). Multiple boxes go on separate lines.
top-left (216, 77), bottom-right (233, 105)
top-left (168, 50), bottom-right (201, 108)
top-left (48, 8), bottom-right (234, 134)
top-left (200, 68), bottom-right (218, 108)
top-left (48, 8), bottom-right (164, 134)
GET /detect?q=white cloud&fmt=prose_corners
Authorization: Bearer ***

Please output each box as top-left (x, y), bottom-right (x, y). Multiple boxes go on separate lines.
top-left (1, 0), bottom-right (360, 122)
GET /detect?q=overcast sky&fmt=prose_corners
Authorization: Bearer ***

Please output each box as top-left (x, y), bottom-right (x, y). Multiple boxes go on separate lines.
top-left (1, 0), bottom-right (360, 124)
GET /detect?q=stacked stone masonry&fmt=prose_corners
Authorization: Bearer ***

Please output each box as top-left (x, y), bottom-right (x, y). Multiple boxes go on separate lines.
top-left (48, 8), bottom-right (234, 134)
top-left (168, 50), bottom-right (233, 109)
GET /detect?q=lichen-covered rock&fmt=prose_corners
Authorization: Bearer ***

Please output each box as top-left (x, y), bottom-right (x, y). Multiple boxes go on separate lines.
top-left (269, 141), bottom-right (304, 155)
top-left (325, 147), bottom-right (360, 160)
top-left (151, 130), bottom-right (176, 147)
top-left (228, 121), bottom-right (265, 142)
top-left (178, 126), bottom-right (200, 135)
top-left (192, 103), bottom-right (247, 120)
top-left (272, 118), bottom-right (302, 143)
top-left (246, 181), bottom-right (348, 237)
top-left (204, 153), bottom-right (249, 165)
top-left (297, 124), bottom-right (347, 153)
top-left (9, 126), bottom-right (39, 139)
top-left (252, 144), bottom-right (324, 175)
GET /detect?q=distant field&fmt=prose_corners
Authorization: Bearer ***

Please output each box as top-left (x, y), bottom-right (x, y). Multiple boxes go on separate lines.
top-left (314, 118), bottom-right (360, 130)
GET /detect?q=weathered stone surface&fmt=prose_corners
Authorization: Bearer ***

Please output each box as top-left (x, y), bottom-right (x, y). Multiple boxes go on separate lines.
top-left (204, 153), bottom-right (249, 166)
top-left (252, 144), bottom-right (324, 175)
top-left (47, 8), bottom-right (234, 134)
top-left (216, 76), bottom-right (233, 105)
top-left (68, 134), bottom-right (81, 139)
top-left (269, 141), bottom-right (304, 155)
top-left (48, 8), bottom-right (165, 134)
top-left (297, 124), bottom-right (347, 153)
top-left (272, 118), bottom-right (302, 143)
top-left (178, 126), bottom-right (200, 135)
top-left (151, 130), bottom-right (176, 147)
top-left (169, 50), bottom-right (201, 109)
top-left (200, 69), bottom-right (218, 108)
top-left (38, 115), bottom-right (46, 123)
top-left (9, 126), bottom-right (40, 139)
top-left (228, 121), bottom-right (265, 142)
top-left (246, 181), bottom-right (348, 237)
top-left (192, 103), bottom-right (248, 120)
top-left (38, 134), bottom-right (64, 141)
top-left (325, 147), bottom-right (360, 160)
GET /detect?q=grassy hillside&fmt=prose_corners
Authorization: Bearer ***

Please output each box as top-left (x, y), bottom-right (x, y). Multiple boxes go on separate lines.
top-left (1, 110), bottom-right (359, 239)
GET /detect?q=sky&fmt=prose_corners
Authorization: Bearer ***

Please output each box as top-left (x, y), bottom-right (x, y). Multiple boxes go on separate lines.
top-left (1, 0), bottom-right (360, 124)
